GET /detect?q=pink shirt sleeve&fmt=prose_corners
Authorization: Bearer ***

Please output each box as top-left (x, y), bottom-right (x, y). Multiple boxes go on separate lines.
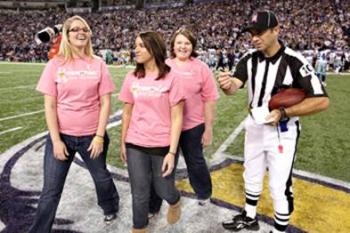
top-left (118, 72), bottom-right (134, 104)
top-left (200, 63), bottom-right (219, 102)
top-left (99, 61), bottom-right (115, 96)
top-left (169, 73), bottom-right (185, 106)
top-left (36, 59), bottom-right (57, 96)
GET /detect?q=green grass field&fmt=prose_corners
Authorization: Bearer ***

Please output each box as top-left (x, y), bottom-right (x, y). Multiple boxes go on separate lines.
top-left (0, 62), bottom-right (349, 182)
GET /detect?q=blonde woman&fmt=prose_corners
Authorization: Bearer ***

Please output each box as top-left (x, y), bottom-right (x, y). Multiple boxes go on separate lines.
top-left (28, 15), bottom-right (119, 232)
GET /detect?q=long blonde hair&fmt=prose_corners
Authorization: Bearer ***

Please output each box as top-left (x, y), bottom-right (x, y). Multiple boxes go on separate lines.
top-left (58, 15), bottom-right (94, 61)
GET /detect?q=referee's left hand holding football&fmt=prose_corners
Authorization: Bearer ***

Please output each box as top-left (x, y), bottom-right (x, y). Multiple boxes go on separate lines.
top-left (266, 109), bottom-right (282, 126)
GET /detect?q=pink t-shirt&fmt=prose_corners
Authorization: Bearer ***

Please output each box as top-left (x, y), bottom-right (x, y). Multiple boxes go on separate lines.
top-left (118, 70), bottom-right (185, 147)
top-left (166, 58), bottom-right (219, 130)
top-left (36, 56), bottom-right (115, 136)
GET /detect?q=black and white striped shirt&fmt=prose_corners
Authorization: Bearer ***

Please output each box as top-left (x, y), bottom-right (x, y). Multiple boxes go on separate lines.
top-left (234, 43), bottom-right (328, 109)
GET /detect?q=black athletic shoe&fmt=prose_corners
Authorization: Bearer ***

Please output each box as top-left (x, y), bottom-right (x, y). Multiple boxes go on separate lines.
top-left (104, 213), bottom-right (117, 224)
top-left (222, 211), bottom-right (259, 231)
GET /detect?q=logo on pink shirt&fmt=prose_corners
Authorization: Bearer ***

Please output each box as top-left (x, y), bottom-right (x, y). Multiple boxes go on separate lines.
top-left (56, 68), bottom-right (98, 84)
top-left (172, 69), bottom-right (194, 79)
top-left (131, 82), bottom-right (167, 98)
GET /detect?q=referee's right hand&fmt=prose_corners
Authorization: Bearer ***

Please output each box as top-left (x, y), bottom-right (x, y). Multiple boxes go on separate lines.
top-left (217, 71), bottom-right (233, 90)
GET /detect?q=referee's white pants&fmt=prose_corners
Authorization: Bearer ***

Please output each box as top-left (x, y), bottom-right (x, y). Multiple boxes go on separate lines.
top-left (243, 115), bottom-right (300, 215)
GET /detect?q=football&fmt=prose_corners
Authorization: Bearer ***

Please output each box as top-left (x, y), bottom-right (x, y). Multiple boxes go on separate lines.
top-left (268, 88), bottom-right (306, 110)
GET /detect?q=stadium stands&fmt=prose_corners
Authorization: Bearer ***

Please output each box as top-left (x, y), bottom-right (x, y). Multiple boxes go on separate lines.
top-left (0, 0), bottom-right (65, 10)
top-left (0, 0), bottom-right (349, 69)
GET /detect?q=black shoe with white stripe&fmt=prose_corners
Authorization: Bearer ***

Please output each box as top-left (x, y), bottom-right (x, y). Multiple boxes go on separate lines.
top-left (104, 213), bottom-right (117, 224)
top-left (222, 211), bottom-right (259, 231)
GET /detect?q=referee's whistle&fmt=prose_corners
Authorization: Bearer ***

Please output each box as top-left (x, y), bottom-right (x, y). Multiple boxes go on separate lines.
top-left (278, 144), bottom-right (284, 154)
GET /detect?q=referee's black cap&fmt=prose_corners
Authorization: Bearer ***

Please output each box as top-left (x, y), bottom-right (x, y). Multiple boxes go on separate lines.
top-left (242, 11), bottom-right (279, 33)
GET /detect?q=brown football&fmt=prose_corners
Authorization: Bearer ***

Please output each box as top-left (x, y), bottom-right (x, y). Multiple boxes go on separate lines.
top-left (268, 88), bottom-right (306, 110)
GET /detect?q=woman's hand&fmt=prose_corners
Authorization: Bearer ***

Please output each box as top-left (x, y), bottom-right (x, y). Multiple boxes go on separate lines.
top-left (201, 128), bottom-right (213, 147)
top-left (53, 140), bottom-right (69, 161)
top-left (162, 153), bottom-right (175, 177)
top-left (88, 136), bottom-right (104, 159)
top-left (120, 142), bottom-right (127, 162)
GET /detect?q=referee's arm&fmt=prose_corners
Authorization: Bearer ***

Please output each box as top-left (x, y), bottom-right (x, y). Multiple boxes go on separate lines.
top-left (284, 96), bottom-right (330, 117)
top-left (217, 72), bottom-right (243, 95)
top-left (287, 56), bottom-right (330, 117)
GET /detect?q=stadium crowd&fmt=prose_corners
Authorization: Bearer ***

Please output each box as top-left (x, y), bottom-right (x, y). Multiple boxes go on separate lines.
top-left (0, 0), bottom-right (349, 70)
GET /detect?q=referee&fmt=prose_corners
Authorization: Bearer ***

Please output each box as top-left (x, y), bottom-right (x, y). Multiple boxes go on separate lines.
top-left (218, 11), bottom-right (329, 233)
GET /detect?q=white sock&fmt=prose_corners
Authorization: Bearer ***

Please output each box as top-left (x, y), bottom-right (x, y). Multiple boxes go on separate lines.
top-left (244, 203), bottom-right (256, 219)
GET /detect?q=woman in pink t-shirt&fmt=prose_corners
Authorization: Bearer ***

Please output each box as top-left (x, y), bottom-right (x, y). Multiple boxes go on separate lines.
top-left (29, 16), bottom-right (119, 233)
top-left (149, 28), bottom-right (219, 214)
top-left (169, 28), bottom-right (219, 203)
top-left (119, 31), bottom-right (184, 233)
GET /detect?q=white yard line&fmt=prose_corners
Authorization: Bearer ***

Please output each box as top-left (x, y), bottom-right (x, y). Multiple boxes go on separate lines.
top-left (107, 121), bottom-right (122, 129)
top-left (0, 110), bottom-right (44, 122)
top-left (210, 118), bottom-right (245, 164)
top-left (0, 84), bottom-right (35, 91)
top-left (107, 109), bottom-right (123, 129)
top-left (0, 127), bottom-right (22, 136)
top-left (0, 62), bottom-right (46, 66)
top-left (215, 119), bottom-right (246, 155)
top-left (0, 108), bottom-right (121, 123)
top-left (293, 168), bottom-right (350, 189)
top-left (110, 109), bottom-right (123, 118)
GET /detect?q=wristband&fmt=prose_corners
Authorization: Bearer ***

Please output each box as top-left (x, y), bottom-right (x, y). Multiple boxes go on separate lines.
top-left (93, 136), bottom-right (104, 145)
top-left (95, 134), bottom-right (104, 139)
top-left (279, 107), bottom-right (288, 121)
top-left (168, 151), bottom-right (176, 156)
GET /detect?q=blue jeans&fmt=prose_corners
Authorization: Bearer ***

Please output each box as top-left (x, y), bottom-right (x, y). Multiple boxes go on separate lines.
top-left (180, 123), bottom-right (212, 199)
top-left (126, 146), bottom-right (180, 229)
top-left (149, 123), bottom-right (212, 213)
top-left (28, 133), bottom-right (119, 233)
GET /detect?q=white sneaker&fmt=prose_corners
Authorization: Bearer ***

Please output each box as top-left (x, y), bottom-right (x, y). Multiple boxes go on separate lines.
top-left (198, 198), bottom-right (210, 206)
top-left (148, 212), bottom-right (159, 219)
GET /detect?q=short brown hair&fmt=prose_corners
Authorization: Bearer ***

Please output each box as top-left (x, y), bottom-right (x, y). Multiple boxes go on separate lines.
top-left (134, 31), bottom-right (170, 80)
top-left (170, 27), bottom-right (198, 58)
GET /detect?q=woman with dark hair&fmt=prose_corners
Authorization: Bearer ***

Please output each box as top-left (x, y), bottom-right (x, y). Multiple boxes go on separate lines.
top-left (149, 27), bottom-right (218, 216)
top-left (150, 28), bottom-right (219, 214)
top-left (118, 31), bottom-right (184, 233)
top-left (169, 27), bottom-right (218, 204)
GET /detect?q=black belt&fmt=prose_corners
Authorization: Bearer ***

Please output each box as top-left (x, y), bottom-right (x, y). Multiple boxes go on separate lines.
top-left (126, 143), bottom-right (170, 157)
